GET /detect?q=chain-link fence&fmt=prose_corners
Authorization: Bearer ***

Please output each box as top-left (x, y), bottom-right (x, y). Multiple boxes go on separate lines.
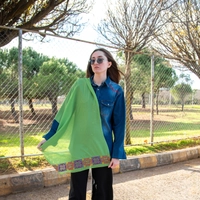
top-left (0, 26), bottom-right (200, 159)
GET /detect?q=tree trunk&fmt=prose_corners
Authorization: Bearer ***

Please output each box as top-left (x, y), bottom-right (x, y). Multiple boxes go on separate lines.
top-left (28, 98), bottom-right (36, 116)
top-left (10, 97), bottom-right (18, 122)
top-left (130, 91), bottom-right (133, 120)
top-left (124, 78), bottom-right (132, 145)
top-left (49, 96), bottom-right (58, 118)
top-left (156, 91), bottom-right (159, 115)
top-left (181, 100), bottom-right (184, 111)
top-left (124, 51), bottom-right (132, 145)
top-left (141, 92), bottom-right (146, 108)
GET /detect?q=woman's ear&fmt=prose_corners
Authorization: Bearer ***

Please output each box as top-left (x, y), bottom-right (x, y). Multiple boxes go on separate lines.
top-left (108, 61), bottom-right (112, 68)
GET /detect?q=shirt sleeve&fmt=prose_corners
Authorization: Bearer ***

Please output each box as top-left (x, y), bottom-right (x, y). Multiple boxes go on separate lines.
top-left (111, 89), bottom-right (126, 159)
top-left (43, 119), bottom-right (59, 140)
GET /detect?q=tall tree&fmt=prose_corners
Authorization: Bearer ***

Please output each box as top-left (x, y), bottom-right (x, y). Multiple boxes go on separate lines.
top-left (34, 57), bottom-right (81, 117)
top-left (23, 47), bottom-right (49, 115)
top-left (0, 0), bottom-right (92, 47)
top-left (171, 73), bottom-right (193, 111)
top-left (132, 52), bottom-right (177, 114)
top-left (0, 48), bottom-right (19, 122)
top-left (97, 0), bottom-right (177, 144)
top-left (0, 47), bottom-right (49, 120)
top-left (171, 83), bottom-right (193, 111)
top-left (154, 59), bottom-right (177, 114)
top-left (154, 0), bottom-right (200, 79)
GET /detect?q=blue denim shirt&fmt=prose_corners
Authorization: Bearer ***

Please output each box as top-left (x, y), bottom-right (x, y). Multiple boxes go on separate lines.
top-left (90, 76), bottom-right (126, 159)
top-left (44, 77), bottom-right (126, 159)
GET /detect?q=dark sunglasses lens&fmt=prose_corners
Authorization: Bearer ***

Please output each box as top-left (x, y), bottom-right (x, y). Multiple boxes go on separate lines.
top-left (90, 59), bottom-right (95, 64)
top-left (97, 58), bottom-right (104, 64)
top-left (90, 58), bottom-right (104, 64)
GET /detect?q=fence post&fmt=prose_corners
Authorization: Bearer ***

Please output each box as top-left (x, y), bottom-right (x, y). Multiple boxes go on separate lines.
top-left (18, 29), bottom-right (24, 161)
top-left (150, 54), bottom-right (154, 145)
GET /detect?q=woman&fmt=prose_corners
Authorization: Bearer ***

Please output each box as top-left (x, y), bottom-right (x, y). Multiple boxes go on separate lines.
top-left (37, 48), bottom-right (126, 200)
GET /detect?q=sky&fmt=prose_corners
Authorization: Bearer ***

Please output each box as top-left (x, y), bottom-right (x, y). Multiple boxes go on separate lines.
top-left (2, 0), bottom-right (200, 89)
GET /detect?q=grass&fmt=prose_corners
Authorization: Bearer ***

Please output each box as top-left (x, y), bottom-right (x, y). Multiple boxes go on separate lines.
top-left (125, 138), bottom-right (200, 156)
top-left (0, 133), bottom-right (45, 156)
top-left (0, 138), bottom-right (200, 175)
top-left (129, 106), bottom-right (200, 144)
top-left (0, 156), bottom-right (50, 175)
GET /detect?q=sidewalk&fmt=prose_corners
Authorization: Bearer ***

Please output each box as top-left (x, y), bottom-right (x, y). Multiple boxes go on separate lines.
top-left (1, 146), bottom-right (200, 198)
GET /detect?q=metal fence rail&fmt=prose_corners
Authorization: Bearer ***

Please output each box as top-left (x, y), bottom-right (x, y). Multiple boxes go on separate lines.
top-left (0, 26), bottom-right (200, 159)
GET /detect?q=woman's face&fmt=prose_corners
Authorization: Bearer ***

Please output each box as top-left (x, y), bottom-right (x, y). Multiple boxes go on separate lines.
top-left (90, 51), bottom-right (112, 76)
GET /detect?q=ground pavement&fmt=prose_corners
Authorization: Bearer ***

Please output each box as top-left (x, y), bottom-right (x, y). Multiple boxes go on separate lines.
top-left (1, 158), bottom-right (200, 200)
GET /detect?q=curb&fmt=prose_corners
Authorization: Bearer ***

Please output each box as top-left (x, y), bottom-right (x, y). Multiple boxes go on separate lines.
top-left (1, 146), bottom-right (200, 197)
top-left (120, 146), bottom-right (200, 172)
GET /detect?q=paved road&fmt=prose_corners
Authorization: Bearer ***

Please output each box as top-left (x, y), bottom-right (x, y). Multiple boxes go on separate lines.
top-left (1, 158), bottom-right (200, 200)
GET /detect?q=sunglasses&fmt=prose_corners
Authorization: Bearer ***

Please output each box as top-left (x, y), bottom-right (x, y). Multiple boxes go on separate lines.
top-left (89, 58), bottom-right (104, 65)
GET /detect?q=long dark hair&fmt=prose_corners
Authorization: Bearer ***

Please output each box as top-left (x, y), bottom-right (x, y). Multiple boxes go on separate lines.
top-left (86, 48), bottom-right (123, 84)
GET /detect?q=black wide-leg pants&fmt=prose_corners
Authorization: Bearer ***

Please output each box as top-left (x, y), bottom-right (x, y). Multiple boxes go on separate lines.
top-left (68, 166), bottom-right (113, 200)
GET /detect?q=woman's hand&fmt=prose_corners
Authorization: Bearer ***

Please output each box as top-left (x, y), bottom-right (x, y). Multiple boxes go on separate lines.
top-left (108, 158), bottom-right (120, 169)
top-left (37, 139), bottom-right (46, 151)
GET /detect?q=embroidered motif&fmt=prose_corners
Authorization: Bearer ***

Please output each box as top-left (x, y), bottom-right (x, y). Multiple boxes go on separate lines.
top-left (58, 163), bottom-right (67, 172)
top-left (101, 156), bottom-right (110, 164)
top-left (92, 156), bottom-right (102, 165)
top-left (66, 162), bottom-right (74, 170)
top-left (74, 159), bottom-right (83, 169)
top-left (83, 158), bottom-right (92, 166)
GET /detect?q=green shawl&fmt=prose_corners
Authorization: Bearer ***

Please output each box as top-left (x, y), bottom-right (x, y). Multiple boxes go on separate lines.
top-left (41, 78), bottom-right (110, 174)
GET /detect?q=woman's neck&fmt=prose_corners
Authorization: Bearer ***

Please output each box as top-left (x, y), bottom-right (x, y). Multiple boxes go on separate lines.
top-left (93, 74), bottom-right (107, 86)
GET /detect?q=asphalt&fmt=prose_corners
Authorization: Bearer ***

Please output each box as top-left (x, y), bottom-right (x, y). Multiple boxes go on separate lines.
top-left (0, 146), bottom-right (200, 199)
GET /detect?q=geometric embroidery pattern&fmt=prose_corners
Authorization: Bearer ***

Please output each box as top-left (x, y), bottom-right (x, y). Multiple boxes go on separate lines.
top-left (54, 155), bottom-right (110, 172)
top-left (92, 156), bottom-right (102, 165)
top-left (74, 159), bottom-right (83, 169)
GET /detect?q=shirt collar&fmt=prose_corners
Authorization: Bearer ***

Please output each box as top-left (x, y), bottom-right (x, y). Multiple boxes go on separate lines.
top-left (90, 76), bottom-right (110, 87)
